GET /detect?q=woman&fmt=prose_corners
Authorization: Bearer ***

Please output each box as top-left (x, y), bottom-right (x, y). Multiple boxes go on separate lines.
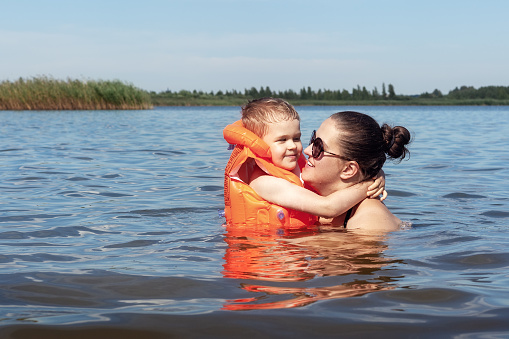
top-left (247, 110), bottom-right (411, 232)
top-left (301, 111), bottom-right (411, 232)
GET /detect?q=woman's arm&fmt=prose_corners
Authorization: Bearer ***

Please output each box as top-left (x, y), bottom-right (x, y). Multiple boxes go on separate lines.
top-left (249, 171), bottom-right (369, 218)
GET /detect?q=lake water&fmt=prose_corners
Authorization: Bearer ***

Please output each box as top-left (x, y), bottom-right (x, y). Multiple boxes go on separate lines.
top-left (0, 106), bottom-right (508, 338)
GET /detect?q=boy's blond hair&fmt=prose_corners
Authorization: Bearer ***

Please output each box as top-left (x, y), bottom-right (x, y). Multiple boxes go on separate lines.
top-left (241, 97), bottom-right (300, 137)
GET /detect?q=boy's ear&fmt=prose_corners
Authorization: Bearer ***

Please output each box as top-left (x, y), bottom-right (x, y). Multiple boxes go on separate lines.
top-left (339, 161), bottom-right (360, 180)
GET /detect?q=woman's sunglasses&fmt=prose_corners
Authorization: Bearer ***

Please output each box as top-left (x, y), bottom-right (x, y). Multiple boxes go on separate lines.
top-left (309, 130), bottom-right (350, 160)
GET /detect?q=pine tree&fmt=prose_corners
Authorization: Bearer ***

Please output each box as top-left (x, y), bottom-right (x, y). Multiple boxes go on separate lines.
top-left (388, 84), bottom-right (396, 99)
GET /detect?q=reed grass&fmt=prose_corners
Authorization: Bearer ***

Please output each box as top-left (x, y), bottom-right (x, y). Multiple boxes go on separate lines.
top-left (0, 76), bottom-right (152, 110)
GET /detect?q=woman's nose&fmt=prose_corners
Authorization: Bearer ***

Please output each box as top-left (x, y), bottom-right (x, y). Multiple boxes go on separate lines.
top-left (303, 144), bottom-right (312, 156)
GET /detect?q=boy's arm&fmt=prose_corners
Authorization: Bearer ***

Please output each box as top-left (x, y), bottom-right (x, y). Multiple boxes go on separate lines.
top-left (367, 169), bottom-right (387, 200)
top-left (249, 171), bottom-right (370, 218)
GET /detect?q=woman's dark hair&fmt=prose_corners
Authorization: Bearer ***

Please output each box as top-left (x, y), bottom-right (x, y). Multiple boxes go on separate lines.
top-left (330, 111), bottom-right (411, 180)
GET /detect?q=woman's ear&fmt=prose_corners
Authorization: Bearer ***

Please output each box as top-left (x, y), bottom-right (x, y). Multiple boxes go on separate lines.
top-left (339, 161), bottom-right (360, 180)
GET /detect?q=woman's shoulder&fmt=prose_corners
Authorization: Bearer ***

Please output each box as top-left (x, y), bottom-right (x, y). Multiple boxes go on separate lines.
top-left (348, 199), bottom-right (401, 232)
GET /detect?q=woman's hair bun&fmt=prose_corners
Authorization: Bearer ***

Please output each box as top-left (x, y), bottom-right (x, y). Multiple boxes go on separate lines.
top-left (381, 124), bottom-right (411, 161)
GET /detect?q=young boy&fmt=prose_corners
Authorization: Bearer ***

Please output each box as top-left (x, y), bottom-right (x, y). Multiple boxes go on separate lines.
top-left (223, 97), bottom-right (383, 228)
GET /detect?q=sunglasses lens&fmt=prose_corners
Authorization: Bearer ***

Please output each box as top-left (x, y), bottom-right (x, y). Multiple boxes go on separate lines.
top-left (314, 140), bottom-right (322, 158)
top-left (312, 139), bottom-right (323, 159)
top-left (310, 130), bottom-right (326, 159)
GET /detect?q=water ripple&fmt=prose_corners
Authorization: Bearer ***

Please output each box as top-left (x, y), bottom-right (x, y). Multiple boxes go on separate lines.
top-left (0, 214), bottom-right (73, 223)
top-left (480, 210), bottom-right (509, 218)
top-left (104, 240), bottom-right (161, 249)
top-left (0, 226), bottom-right (117, 239)
top-left (443, 193), bottom-right (487, 199)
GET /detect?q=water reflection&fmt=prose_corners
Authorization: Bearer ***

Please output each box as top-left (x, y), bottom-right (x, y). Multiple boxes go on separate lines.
top-left (222, 225), bottom-right (399, 310)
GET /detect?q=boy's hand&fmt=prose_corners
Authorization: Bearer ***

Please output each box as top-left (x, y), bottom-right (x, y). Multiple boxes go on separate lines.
top-left (367, 170), bottom-right (387, 201)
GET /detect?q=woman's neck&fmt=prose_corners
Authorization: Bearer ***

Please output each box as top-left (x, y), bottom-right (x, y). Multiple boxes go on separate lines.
top-left (315, 176), bottom-right (361, 196)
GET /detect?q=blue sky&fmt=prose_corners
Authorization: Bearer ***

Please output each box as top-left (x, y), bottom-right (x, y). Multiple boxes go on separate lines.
top-left (1, 0), bottom-right (508, 95)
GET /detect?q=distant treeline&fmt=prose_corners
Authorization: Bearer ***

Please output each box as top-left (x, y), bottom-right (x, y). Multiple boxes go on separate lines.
top-left (151, 84), bottom-right (509, 106)
top-left (0, 77), bottom-right (152, 110)
top-left (2, 77), bottom-right (508, 110)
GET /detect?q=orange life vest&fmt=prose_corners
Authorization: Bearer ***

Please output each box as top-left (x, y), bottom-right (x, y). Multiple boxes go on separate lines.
top-left (223, 120), bottom-right (318, 229)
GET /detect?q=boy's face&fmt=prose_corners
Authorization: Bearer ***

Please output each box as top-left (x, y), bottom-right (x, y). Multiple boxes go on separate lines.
top-left (262, 119), bottom-right (302, 171)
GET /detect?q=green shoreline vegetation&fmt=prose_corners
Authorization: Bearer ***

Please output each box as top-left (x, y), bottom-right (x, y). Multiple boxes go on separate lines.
top-left (1, 77), bottom-right (508, 110)
top-left (150, 83), bottom-right (509, 106)
top-left (0, 77), bottom-right (152, 110)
